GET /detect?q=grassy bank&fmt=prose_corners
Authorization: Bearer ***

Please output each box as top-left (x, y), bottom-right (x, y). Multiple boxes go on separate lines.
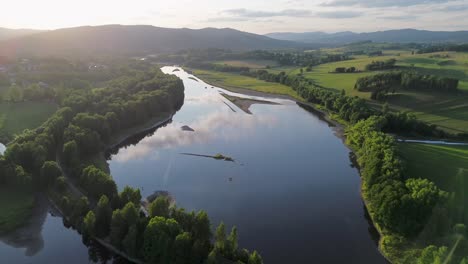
top-left (192, 69), bottom-right (302, 100)
top-left (399, 143), bottom-right (468, 193)
top-left (0, 187), bottom-right (34, 234)
top-left (0, 101), bottom-right (57, 142)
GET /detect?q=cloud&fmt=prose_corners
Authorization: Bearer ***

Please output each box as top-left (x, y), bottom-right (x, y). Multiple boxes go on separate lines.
top-left (321, 0), bottom-right (455, 7)
top-left (316, 11), bottom-right (364, 18)
top-left (378, 15), bottom-right (418, 20)
top-left (437, 4), bottom-right (468, 11)
top-left (222, 8), bottom-right (312, 18)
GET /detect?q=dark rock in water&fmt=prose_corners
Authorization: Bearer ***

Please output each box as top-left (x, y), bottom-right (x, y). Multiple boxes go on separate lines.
top-left (188, 76), bottom-right (199, 82)
top-left (181, 125), bottom-right (195, 132)
top-left (172, 68), bottom-right (180, 72)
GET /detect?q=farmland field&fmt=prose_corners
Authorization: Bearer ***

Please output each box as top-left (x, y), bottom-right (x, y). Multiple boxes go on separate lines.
top-left (294, 51), bottom-right (468, 133)
top-left (0, 101), bottom-right (57, 142)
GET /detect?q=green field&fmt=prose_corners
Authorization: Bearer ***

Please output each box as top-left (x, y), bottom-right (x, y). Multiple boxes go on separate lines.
top-left (295, 52), bottom-right (468, 133)
top-left (192, 69), bottom-right (302, 100)
top-left (0, 187), bottom-right (34, 233)
top-left (0, 101), bottom-right (57, 142)
top-left (214, 59), bottom-right (278, 69)
top-left (399, 143), bottom-right (468, 192)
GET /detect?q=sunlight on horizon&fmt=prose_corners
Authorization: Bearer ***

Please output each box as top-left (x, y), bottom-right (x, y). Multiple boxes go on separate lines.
top-left (1, 0), bottom-right (467, 33)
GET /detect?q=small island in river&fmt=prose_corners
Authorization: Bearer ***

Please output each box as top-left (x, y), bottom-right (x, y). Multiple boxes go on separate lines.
top-left (220, 93), bottom-right (279, 114)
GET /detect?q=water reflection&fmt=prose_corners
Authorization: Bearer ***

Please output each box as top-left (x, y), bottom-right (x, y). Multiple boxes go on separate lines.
top-left (0, 143), bottom-right (5, 155)
top-left (0, 195), bottom-right (48, 256)
top-left (113, 111), bottom-right (276, 163)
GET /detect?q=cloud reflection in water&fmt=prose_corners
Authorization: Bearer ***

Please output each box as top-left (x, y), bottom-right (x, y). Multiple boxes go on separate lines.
top-left (113, 111), bottom-right (276, 162)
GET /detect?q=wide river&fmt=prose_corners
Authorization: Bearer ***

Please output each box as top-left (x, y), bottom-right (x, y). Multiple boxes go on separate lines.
top-left (0, 67), bottom-right (386, 263)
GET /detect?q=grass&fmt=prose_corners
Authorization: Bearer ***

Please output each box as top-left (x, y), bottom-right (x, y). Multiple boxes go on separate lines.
top-left (192, 69), bottom-right (302, 100)
top-left (398, 143), bottom-right (468, 192)
top-left (213, 59), bottom-right (278, 69)
top-left (0, 101), bottom-right (57, 142)
top-left (293, 51), bottom-right (468, 133)
top-left (0, 187), bottom-right (34, 233)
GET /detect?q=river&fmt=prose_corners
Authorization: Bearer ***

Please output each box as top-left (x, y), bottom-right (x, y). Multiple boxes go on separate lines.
top-left (0, 67), bottom-right (386, 264)
top-left (108, 67), bottom-right (386, 263)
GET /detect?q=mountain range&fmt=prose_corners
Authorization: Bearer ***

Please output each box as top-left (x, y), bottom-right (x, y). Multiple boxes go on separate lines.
top-left (265, 29), bottom-right (468, 44)
top-left (0, 25), bottom-right (305, 58)
top-left (1, 26), bottom-right (468, 58)
top-left (0, 27), bottom-right (42, 41)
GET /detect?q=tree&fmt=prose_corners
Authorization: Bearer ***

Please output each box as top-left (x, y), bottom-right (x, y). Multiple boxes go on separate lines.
top-left (62, 140), bottom-right (79, 168)
top-left (149, 196), bottom-right (170, 218)
top-left (214, 222), bottom-right (226, 253)
top-left (8, 84), bottom-right (22, 102)
top-left (95, 195), bottom-right (112, 238)
top-left (83, 211), bottom-right (96, 238)
top-left (248, 251), bottom-right (263, 264)
top-left (206, 250), bottom-right (217, 264)
top-left (228, 226), bottom-right (238, 256)
top-left (40, 161), bottom-right (61, 188)
top-left (110, 209), bottom-right (126, 249)
top-left (174, 232), bottom-right (192, 264)
top-left (119, 186), bottom-right (141, 208)
top-left (55, 176), bottom-right (67, 192)
top-left (417, 245), bottom-right (448, 264)
top-left (122, 224), bottom-right (138, 257)
top-left (143, 217), bottom-right (181, 263)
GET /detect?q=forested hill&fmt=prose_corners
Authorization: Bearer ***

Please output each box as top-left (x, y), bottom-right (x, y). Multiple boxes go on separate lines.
top-left (0, 27), bottom-right (42, 41)
top-left (0, 25), bottom-right (306, 57)
top-left (266, 29), bottom-right (468, 44)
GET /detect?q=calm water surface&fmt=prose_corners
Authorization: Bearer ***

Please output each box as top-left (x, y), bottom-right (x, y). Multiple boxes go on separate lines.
top-left (108, 67), bottom-right (386, 264)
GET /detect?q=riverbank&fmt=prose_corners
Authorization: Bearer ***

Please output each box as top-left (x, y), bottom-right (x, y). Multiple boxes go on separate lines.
top-left (188, 68), bottom-right (303, 101)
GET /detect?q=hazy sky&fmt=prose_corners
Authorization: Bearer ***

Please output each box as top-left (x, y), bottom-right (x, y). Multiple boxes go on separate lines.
top-left (2, 0), bottom-right (468, 33)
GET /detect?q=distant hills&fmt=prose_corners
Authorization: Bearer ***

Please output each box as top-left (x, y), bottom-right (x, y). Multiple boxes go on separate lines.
top-left (266, 29), bottom-right (468, 44)
top-left (0, 25), bottom-right (307, 57)
top-left (0, 27), bottom-right (42, 41)
top-left (2, 26), bottom-right (468, 58)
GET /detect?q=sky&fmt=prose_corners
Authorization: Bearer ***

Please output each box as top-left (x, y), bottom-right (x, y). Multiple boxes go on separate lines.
top-left (1, 0), bottom-right (468, 33)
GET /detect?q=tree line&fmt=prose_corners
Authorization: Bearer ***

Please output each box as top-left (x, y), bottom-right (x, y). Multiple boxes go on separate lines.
top-left (355, 71), bottom-right (459, 100)
top-left (365, 59), bottom-right (397, 71)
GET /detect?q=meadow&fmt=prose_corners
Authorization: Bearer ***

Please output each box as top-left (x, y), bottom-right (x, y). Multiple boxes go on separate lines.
top-left (192, 69), bottom-right (302, 100)
top-left (0, 101), bottom-right (57, 142)
top-left (398, 143), bottom-right (468, 192)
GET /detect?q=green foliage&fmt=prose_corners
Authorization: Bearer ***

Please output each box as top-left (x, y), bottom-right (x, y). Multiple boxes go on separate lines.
top-left (119, 186), bottom-right (142, 208)
top-left (365, 59), bottom-right (397, 71)
top-left (143, 216), bottom-right (181, 263)
top-left (55, 176), bottom-right (67, 192)
top-left (39, 161), bottom-right (61, 188)
top-left (149, 196), bottom-right (170, 218)
top-left (122, 224), bottom-right (138, 257)
top-left (80, 165), bottom-right (117, 200)
top-left (94, 195), bottom-right (112, 238)
top-left (248, 251), bottom-right (263, 264)
top-left (83, 210), bottom-right (96, 238)
top-left (417, 245), bottom-right (448, 264)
